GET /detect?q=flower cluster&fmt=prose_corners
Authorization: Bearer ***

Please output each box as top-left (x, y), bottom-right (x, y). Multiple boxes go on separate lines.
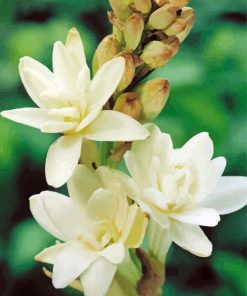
top-left (1, 1), bottom-right (247, 295)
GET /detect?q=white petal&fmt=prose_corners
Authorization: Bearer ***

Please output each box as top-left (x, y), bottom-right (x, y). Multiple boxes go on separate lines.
top-left (30, 192), bottom-right (69, 241)
top-left (52, 41), bottom-right (77, 91)
top-left (170, 207), bottom-right (220, 227)
top-left (41, 121), bottom-right (76, 133)
top-left (53, 242), bottom-right (98, 289)
top-left (65, 28), bottom-right (87, 71)
top-left (35, 242), bottom-right (72, 264)
top-left (170, 220), bottom-right (212, 257)
top-left (19, 57), bottom-right (54, 108)
top-left (1, 108), bottom-right (49, 129)
top-left (67, 164), bottom-right (101, 206)
top-left (75, 107), bottom-right (101, 133)
top-left (98, 242), bottom-right (125, 264)
top-left (200, 176), bottom-right (247, 215)
top-left (46, 134), bottom-right (83, 188)
top-left (144, 188), bottom-right (170, 210)
top-left (176, 132), bottom-right (213, 164)
top-left (83, 110), bottom-right (149, 141)
top-left (88, 57), bottom-right (125, 111)
top-left (80, 257), bottom-right (117, 296)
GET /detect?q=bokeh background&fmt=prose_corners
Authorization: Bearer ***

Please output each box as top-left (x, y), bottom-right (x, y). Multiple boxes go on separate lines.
top-left (0, 0), bottom-right (246, 295)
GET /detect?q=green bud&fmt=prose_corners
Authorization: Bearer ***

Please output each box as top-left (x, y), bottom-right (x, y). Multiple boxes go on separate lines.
top-left (124, 13), bottom-right (144, 51)
top-left (140, 41), bottom-right (173, 68)
top-left (176, 7), bottom-right (195, 42)
top-left (93, 35), bottom-right (120, 74)
top-left (134, 0), bottom-right (152, 14)
top-left (148, 4), bottom-right (177, 29)
top-left (109, 0), bottom-right (131, 21)
top-left (116, 52), bottom-right (136, 91)
top-left (135, 79), bottom-right (170, 122)
top-left (114, 92), bottom-right (141, 120)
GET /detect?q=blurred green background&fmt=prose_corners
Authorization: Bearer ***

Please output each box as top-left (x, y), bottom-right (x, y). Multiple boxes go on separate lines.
top-left (0, 0), bottom-right (246, 295)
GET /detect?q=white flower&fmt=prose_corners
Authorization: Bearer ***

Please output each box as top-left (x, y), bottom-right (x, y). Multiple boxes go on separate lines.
top-left (30, 164), bottom-right (148, 296)
top-left (1, 28), bottom-right (149, 188)
top-left (124, 124), bottom-right (247, 259)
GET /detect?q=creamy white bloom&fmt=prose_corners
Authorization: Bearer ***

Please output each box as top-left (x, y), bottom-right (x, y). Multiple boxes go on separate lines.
top-left (124, 124), bottom-right (247, 259)
top-left (1, 28), bottom-right (149, 188)
top-left (30, 164), bottom-right (148, 296)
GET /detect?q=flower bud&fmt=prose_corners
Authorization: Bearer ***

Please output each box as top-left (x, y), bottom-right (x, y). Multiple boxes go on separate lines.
top-left (140, 41), bottom-right (173, 68)
top-left (163, 36), bottom-right (180, 56)
top-left (134, 0), bottom-right (152, 14)
top-left (152, 0), bottom-right (166, 6)
top-left (80, 139), bottom-right (100, 171)
top-left (164, 18), bottom-right (187, 36)
top-left (124, 13), bottom-right (144, 51)
top-left (109, 0), bottom-right (131, 21)
top-left (134, 79), bottom-right (170, 122)
top-left (114, 92), bottom-right (141, 120)
top-left (168, 0), bottom-right (189, 9)
top-left (176, 7), bottom-right (195, 42)
top-left (116, 52), bottom-right (135, 91)
top-left (148, 4), bottom-right (177, 29)
top-left (93, 35), bottom-right (121, 74)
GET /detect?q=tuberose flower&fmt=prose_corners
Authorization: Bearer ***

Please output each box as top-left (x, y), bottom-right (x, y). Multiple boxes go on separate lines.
top-left (124, 124), bottom-right (247, 260)
top-left (1, 28), bottom-right (149, 188)
top-left (30, 164), bottom-right (148, 296)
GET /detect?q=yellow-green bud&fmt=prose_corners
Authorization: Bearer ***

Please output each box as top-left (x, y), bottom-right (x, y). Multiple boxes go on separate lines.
top-left (140, 41), bottom-right (173, 68)
top-left (148, 4), bottom-right (177, 30)
top-left (116, 52), bottom-right (136, 91)
top-left (134, 79), bottom-right (170, 122)
top-left (109, 0), bottom-right (131, 21)
top-left (93, 35), bottom-right (120, 74)
top-left (176, 7), bottom-right (195, 42)
top-left (80, 139), bottom-right (100, 171)
top-left (124, 13), bottom-right (144, 51)
top-left (164, 18), bottom-right (187, 36)
top-left (134, 0), bottom-right (152, 14)
top-left (114, 92), bottom-right (141, 120)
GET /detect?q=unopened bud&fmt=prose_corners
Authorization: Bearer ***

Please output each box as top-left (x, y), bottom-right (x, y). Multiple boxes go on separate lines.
top-left (114, 92), bottom-right (141, 120)
top-left (163, 36), bottom-right (180, 56)
top-left (93, 35), bottom-right (120, 74)
top-left (164, 18), bottom-right (187, 36)
top-left (176, 7), bottom-right (195, 42)
top-left (116, 52), bottom-right (135, 91)
top-left (148, 4), bottom-right (177, 30)
top-left (168, 0), bottom-right (189, 9)
top-left (80, 139), bottom-right (100, 171)
top-left (134, 79), bottom-right (170, 122)
top-left (124, 13), bottom-right (144, 51)
top-left (140, 41), bottom-right (173, 68)
top-left (134, 0), bottom-right (152, 14)
top-left (152, 0), bottom-right (166, 6)
top-left (109, 0), bottom-right (131, 21)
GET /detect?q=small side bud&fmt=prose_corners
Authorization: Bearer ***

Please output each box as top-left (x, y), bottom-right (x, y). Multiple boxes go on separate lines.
top-left (176, 7), bottom-right (195, 42)
top-left (134, 0), bottom-right (152, 14)
top-left (163, 36), bottom-right (180, 56)
top-left (140, 41), bottom-right (173, 68)
top-left (116, 52), bottom-right (136, 91)
top-left (124, 13), bottom-right (144, 51)
top-left (164, 18), bottom-right (187, 36)
top-left (109, 0), bottom-right (132, 21)
top-left (148, 4), bottom-right (177, 30)
top-left (114, 92), bottom-right (141, 120)
top-left (134, 79), bottom-right (170, 122)
top-left (93, 35), bottom-right (120, 74)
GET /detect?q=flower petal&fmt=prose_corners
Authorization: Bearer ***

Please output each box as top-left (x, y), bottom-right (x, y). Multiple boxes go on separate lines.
top-left (199, 176), bottom-right (247, 215)
top-left (80, 257), bottom-right (117, 296)
top-left (88, 57), bottom-right (125, 111)
top-left (1, 108), bottom-right (49, 129)
top-left (170, 220), bottom-right (212, 257)
top-left (170, 207), bottom-right (220, 227)
top-left (83, 110), bottom-right (149, 141)
top-left (121, 204), bottom-right (148, 248)
top-left (53, 241), bottom-right (98, 289)
top-left (19, 57), bottom-right (54, 108)
top-left (67, 164), bottom-right (101, 206)
top-left (30, 192), bottom-right (69, 241)
top-left (98, 242), bottom-right (125, 264)
top-left (65, 28), bottom-right (87, 72)
top-left (41, 121), bottom-right (77, 133)
top-left (46, 134), bottom-right (83, 188)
